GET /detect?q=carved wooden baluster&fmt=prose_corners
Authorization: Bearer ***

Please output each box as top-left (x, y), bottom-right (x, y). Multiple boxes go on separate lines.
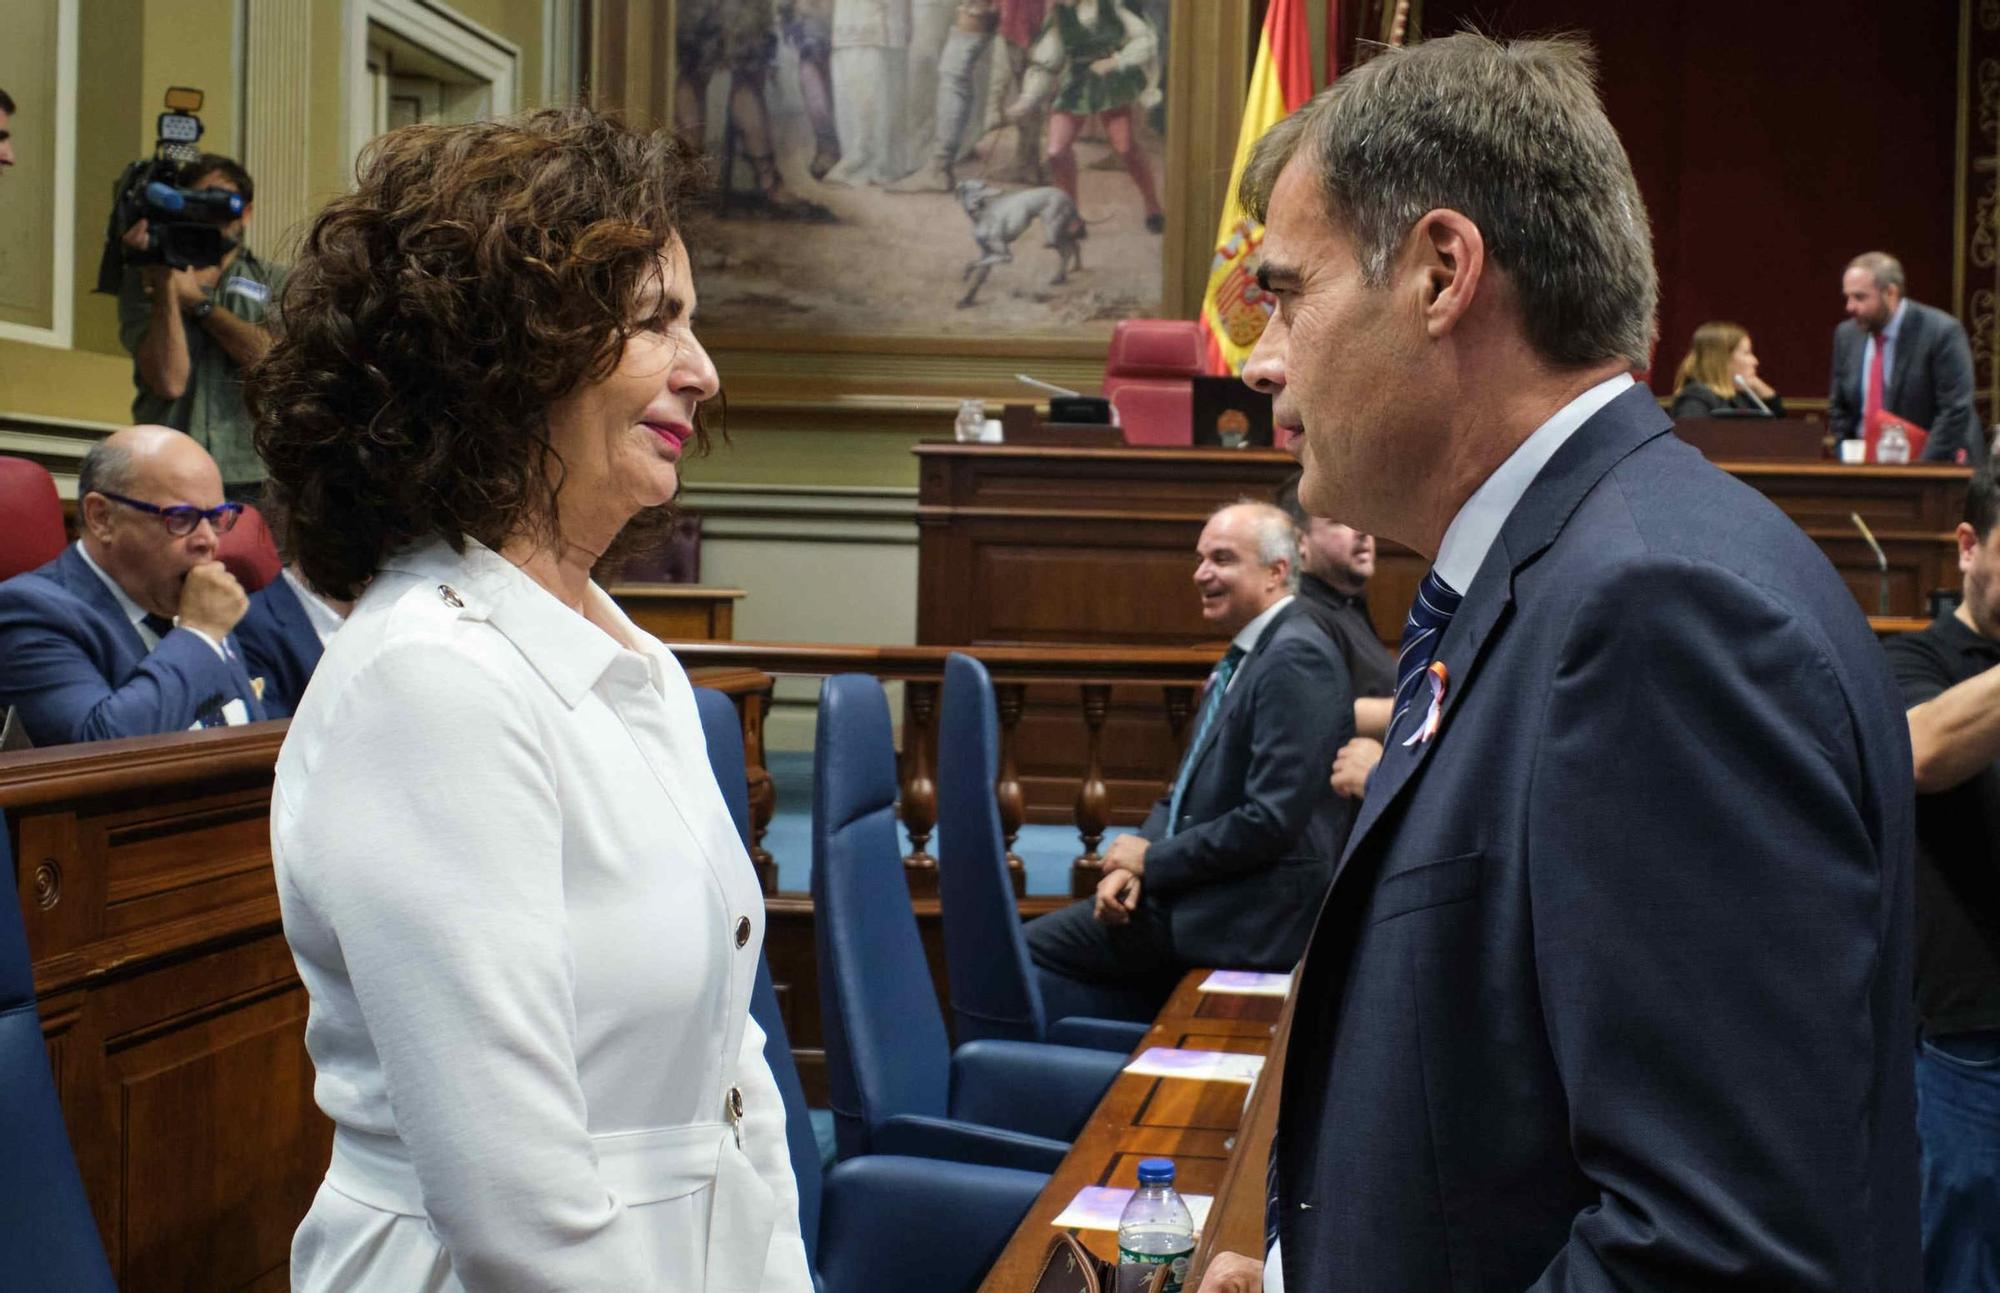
top-left (1071, 683), bottom-right (1111, 897)
top-left (739, 684), bottom-right (777, 893)
top-left (1163, 682), bottom-right (1195, 747)
top-left (994, 681), bottom-right (1028, 897)
top-left (901, 679), bottom-right (941, 897)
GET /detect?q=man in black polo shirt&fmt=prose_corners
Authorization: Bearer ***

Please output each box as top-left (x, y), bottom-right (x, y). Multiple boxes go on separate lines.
top-left (1883, 458), bottom-right (2000, 1289)
top-left (1278, 477), bottom-right (1396, 798)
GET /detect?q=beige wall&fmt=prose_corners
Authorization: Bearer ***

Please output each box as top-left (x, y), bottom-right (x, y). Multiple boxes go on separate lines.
top-left (0, 0), bottom-right (553, 427)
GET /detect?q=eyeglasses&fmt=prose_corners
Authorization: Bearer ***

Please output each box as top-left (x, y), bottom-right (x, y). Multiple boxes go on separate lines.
top-left (96, 491), bottom-right (243, 537)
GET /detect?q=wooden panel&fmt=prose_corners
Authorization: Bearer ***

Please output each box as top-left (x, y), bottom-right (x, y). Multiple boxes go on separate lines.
top-left (611, 583), bottom-right (745, 642)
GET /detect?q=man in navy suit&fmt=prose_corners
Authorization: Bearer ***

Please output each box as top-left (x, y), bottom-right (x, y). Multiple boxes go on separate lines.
top-left (236, 563), bottom-right (349, 718)
top-left (1196, 34), bottom-right (1919, 1293)
top-left (0, 425), bottom-right (265, 746)
top-left (1025, 501), bottom-right (1354, 1019)
top-left (1828, 252), bottom-right (1986, 465)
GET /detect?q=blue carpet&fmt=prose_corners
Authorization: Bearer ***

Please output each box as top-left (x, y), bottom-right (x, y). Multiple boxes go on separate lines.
top-left (763, 750), bottom-right (1129, 896)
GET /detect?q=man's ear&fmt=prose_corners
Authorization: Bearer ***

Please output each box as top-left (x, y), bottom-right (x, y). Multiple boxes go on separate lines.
top-left (1409, 209), bottom-right (1486, 340)
top-left (80, 493), bottom-right (113, 543)
top-left (1960, 522), bottom-right (1980, 573)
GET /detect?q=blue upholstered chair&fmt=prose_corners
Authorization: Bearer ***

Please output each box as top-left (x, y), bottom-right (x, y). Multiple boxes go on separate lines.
top-left (811, 674), bottom-right (1127, 1172)
top-left (693, 688), bottom-right (1048, 1293)
top-left (0, 809), bottom-right (118, 1290)
top-left (937, 653), bottom-right (1153, 1054)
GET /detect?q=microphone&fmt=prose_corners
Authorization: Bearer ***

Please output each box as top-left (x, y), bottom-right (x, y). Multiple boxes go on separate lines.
top-left (1015, 373), bottom-right (1081, 398)
top-left (1732, 373), bottom-right (1774, 416)
top-left (1850, 512), bottom-right (1890, 618)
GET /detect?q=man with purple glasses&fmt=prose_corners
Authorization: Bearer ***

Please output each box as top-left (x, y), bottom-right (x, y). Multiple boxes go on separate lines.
top-left (0, 425), bottom-right (266, 746)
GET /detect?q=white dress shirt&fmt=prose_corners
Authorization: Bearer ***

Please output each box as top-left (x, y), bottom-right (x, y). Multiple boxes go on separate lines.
top-left (281, 566), bottom-right (346, 647)
top-left (274, 537), bottom-right (810, 1292)
top-left (1265, 371), bottom-right (1633, 1293)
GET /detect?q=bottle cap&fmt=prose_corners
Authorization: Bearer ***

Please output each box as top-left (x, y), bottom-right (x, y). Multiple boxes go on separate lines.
top-left (1135, 1157), bottom-right (1175, 1186)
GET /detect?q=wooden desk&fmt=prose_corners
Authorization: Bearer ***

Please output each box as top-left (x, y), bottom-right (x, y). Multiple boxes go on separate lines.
top-left (978, 972), bottom-right (1287, 1290)
top-left (611, 582), bottom-right (745, 641)
top-left (917, 442), bottom-right (1970, 822)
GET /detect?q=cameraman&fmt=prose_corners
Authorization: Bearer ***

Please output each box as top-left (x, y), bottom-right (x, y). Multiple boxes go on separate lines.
top-left (116, 153), bottom-right (286, 505)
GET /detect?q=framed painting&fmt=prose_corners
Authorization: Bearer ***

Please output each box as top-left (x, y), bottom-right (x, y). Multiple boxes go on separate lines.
top-left (607, 0), bottom-right (1253, 396)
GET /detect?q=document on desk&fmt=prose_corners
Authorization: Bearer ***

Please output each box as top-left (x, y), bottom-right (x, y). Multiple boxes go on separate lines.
top-left (1196, 969), bottom-right (1292, 997)
top-left (1051, 1186), bottom-right (1215, 1234)
top-left (1124, 1047), bottom-right (1265, 1084)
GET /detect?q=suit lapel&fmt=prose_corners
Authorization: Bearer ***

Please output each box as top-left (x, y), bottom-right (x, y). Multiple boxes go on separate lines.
top-left (1886, 304), bottom-right (1922, 412)
top-left (1180, 601), bottom-right (1297, 787)
top-left (1334, 386), bottom-right (1675, 878)
top-left (271, 577), bottom-right (326, 670)
top-left (54, 546), bottom-right (148, 666)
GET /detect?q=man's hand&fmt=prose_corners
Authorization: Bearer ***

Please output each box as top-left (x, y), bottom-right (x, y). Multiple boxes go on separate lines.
top-left (1102, 832), bottom-right (1149, 877)
top-left (1194, 1252), bottom-right (1264, 1293)
top-left (1330, 737), bottom-right (1382, 799)
top-left (176, 561), bottom-right (249, 640)
top-left (1093, 867), bottom-right (1141, 926)
top-left (121, 218), bottom-right (152, 253)
top-left (1090, 54), bottom-right (1119, 74)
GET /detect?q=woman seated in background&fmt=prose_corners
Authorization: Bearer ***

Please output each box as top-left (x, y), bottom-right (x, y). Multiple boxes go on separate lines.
top-left (1669, 320), bottom-right (1784, 418)
top-left (247, 107), bottom-right (811, 1292)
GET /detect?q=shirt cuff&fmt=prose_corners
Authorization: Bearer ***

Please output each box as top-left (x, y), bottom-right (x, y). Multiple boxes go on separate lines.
top-left (179, 625), bottom-right (229, 661)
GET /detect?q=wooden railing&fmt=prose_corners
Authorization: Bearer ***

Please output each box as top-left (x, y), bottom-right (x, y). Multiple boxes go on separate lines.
top-left (671, 642), bottom-right (1219, 897)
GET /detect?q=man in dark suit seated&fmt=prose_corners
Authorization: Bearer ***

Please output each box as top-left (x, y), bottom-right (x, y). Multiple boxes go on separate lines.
top-left (1829, 251), bottom-right (1987, 464)
top-left (1198, 32), bottom-right (1918, 1293)
top-left (1024, 501), bottom-right (1354, 1021)
top-left (236, 563), bottom-right (350, 718)
top-left (0, 426), bottom-right (265, 746)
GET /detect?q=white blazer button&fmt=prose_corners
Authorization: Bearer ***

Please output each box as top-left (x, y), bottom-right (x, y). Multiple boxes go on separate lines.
top-left (735, 916), bottom-right (751, 948)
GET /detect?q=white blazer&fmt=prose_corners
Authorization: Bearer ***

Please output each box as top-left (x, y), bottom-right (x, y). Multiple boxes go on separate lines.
top-left (272, 538), bottom-right (812, 1292)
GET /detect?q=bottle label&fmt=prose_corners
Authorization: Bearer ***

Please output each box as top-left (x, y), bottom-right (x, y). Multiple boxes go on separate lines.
top-left (1117, 1244), bottom-right (1194, 1293)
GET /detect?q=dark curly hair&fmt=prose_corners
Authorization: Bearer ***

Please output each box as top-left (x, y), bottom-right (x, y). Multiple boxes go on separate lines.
top-left (247, 107), bottom-right (713, 600)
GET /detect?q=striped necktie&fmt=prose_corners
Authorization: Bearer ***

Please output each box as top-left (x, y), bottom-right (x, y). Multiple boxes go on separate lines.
top-left (1166, 644), bottom-right (1247, 831)
top-left (1387, 568), bottom-right (1463, 746)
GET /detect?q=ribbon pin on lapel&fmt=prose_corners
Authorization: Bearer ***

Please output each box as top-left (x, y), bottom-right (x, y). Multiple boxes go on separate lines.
top-left (1401, 660), bottom-right (1449, 747)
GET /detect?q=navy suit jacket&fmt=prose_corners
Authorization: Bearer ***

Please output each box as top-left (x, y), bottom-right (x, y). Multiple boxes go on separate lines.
top-left (1139, 600), bottom-right (1354, 970)
top-left (1276, 386), bottom-right (1920, 1289)
top-left (235, 575), bottom-right (325, 719)
top-left (0, 545), bottom-right (265, 746)
top-left (1828, 299), bottom-right (1986, 464)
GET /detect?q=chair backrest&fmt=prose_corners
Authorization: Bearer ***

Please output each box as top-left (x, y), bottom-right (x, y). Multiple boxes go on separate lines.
top-left (936, 653), bottom-right (1048, 1045)
top-left (693, 686), bottom-right (825, 1266)
top-left (0, 457), bottom-right (68, 581)
top-left (217, 504), bottom-right (282, 592)
top-left (604, 513), bottom-right (703, 584)
top-left (812, 675), bottom-right (952, 1158)
top-left (1102, 319), bottom-right (1201, 446)
top-left (0, 811), bottom-right (118, 1290)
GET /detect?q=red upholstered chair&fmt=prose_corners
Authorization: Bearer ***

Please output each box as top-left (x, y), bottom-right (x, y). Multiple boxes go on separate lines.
top-left (0, 457), bottom-right (67, 580)
top-left (218, 504), bottom-right (282, 592)
top-left (1102, 318), bottom-right (1203, 446)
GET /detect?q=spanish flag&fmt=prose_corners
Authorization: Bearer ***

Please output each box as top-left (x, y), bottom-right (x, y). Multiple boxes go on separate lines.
top-left (1199, 0), bottom-right (1316, 375)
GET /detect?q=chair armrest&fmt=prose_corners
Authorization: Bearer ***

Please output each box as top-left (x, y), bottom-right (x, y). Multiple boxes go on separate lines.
top-left (1047, 1015), bottom-right (1153, 1054)
top-left (949, 1038), bottom-right (1127, 1142)
top-left (872, 1112), bottom-right (1070, 1173)
top-left (817, 1155), bottom-right (1046, 1293)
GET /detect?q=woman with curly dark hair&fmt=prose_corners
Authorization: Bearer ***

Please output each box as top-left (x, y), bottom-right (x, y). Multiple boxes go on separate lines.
top-left (248, 107), bottom-right (811, 1292)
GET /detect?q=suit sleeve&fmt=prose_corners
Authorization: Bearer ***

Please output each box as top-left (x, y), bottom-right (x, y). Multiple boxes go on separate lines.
top-left (1525, 560), bottom-right (1902, 1291)
top-left (300, 641), bottom-right (656, 1290)
top-left (1143, 634), bottom-right (1352, 895)
top-left (0, 588), bottom-right (246, 744)
top-left (1827, 329), bottom-right (1858, 442)
top-left (1920, 316), bottom-right (1983, 464)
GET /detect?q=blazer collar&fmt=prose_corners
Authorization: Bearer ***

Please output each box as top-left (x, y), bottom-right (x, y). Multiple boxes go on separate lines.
top-left (56, 544), bottom-right (148, 659)
top-left (1338, 384), bottom-right (1673, 865)
top-left (380, 538), bottom-right (638, 709)
top-left (1182, 598), bottom-right (1302, 781)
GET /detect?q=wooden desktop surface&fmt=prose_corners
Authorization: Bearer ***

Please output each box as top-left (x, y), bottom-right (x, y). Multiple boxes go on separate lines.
top-left (978, 971), bottom-right (1288, 1291)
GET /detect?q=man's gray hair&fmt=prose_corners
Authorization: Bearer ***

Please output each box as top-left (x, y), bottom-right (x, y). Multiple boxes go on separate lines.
top-left (1240, 32), bottom-right (1658, 372)
top-left (77, 437), bottom-right (137, 500)
top-left (1848, 251), bottom-right (1906, 294)
top-left (1216, 499), bottom-right (1300, 590)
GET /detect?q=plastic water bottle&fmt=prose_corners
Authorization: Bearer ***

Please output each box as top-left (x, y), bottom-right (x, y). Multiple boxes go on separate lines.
top-left (1878, 421), bottom-right (1910, 464)
top-left (1118, 1157), bottom-right (1196, 1292)
top-left (954, 398), bottom-right (986, 442)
